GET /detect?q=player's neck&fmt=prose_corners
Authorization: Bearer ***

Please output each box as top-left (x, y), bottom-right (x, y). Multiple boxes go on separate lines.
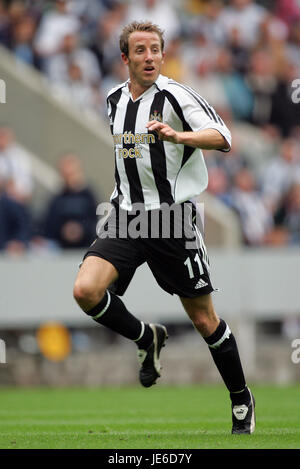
top-left (128, 80), bottom-right (154, 101)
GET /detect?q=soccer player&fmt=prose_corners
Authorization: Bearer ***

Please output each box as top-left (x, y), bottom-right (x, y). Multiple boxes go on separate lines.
top-left (73, 21), bottom-right (255, 434)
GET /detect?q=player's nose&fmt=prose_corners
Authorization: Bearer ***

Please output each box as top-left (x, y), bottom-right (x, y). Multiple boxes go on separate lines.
top-left (145, 49), bottom-right (154, 61)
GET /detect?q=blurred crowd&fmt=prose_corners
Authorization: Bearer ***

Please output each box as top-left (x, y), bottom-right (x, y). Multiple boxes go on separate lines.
top-left (0, 125), bottom-right (98, 254)
top-left (0, 0), bottom-right (300, 252)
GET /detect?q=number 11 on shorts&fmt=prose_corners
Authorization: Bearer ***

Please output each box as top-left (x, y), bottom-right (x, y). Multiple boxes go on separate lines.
top-left (184, 254), bottom-right (204, 279)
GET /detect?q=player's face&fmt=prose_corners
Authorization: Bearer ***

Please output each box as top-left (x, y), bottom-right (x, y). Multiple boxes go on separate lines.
top-left (122, 31), bottom-right (164, 90)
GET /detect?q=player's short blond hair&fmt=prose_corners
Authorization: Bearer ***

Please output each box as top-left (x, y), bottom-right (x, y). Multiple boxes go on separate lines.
top-left (119, 21), bottom-right (165, 58)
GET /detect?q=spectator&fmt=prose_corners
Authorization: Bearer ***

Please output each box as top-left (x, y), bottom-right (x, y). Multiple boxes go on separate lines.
top-left (67, 0), bottom-right (113, 42)
top-left (260, 10), bottom-right (289, 49)
top-left (270, 59), bottom-right (300, 136)
top-left (88, 5), bottom-right (126, 78)
top-left (52, 61), bottom-right (103, 112)
top-left (2, 0), bottom-right (28, 48)
top-left (258, 11), bottom-right (289, 78)
top-left (10, 14), bottom-right (38, 66)
top-left (275, 0), bottom-right (300, 28)
top-left (0, 126), bottom-right (33, 204)
top-left (246, 48), bottom-right (277, 126)
top-left (34, 0), bottom-right (80, 68)
top-left (0, 177), bottom-right (31, 254)
top-left (219, 0), bottom-right (268, 49)
top-left (46, 32), bottom-right (101, 87)
top-left (42, 153), bottom-right (98, 249)
top-left (226, 21), bottom-right (251, 75)
top-left (182, 31), bottom-right (229, 118)
top-left (206, 136), bottom-right (249, 184)
top-left (214, 47), bottom-right (253, 121)
top-left (183, 27), bottom-right (220, 83)
top-left (188, 0), bottom-right (227, 46)
top-left (0, 0), bottom-right (11, 47)
top-left (231, 167), bottom-right (273, 245)
top-left (286, 19), bottom-right (300, 75)
top-left (261, 137), bottom-right (300, 214)
top-left (273, 183), bottom-right (300, 244)
top-left (207, 166), bottom-right (232, 207)
top-left (124, 0), bottom-right (181, 46)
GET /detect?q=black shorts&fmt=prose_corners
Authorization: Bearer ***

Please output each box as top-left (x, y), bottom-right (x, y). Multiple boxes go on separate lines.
top-left (83, 202), bottom-right (215, 298)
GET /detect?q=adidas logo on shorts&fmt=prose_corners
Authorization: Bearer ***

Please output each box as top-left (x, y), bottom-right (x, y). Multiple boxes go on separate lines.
top-left (194, 279), bottom-right (208, 289)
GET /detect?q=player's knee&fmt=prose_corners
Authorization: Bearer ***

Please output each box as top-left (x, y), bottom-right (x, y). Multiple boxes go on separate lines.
top-left (191, 311), bottom-right (218, 337)
top-left (192, 315), bottom-right (210, 335)
top-left (73, 280), bottom-right (105, 310)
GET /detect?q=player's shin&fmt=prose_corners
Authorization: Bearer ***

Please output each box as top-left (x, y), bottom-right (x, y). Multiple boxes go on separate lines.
top-left (85, 290), bottom-right (153, 348)
top-left (204, 318), bottom-right (250, 405)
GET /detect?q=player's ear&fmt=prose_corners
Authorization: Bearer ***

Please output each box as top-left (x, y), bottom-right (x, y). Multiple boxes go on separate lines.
top-left (161, 51), bottom-right (166, 64)
top-left (121, 53), bottom-right (129, 66)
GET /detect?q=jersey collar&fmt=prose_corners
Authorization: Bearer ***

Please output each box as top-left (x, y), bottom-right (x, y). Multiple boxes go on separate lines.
top-left (154, 74), bottom-right (169, 90)
top-left (125, 74), bottom-right (169, 101)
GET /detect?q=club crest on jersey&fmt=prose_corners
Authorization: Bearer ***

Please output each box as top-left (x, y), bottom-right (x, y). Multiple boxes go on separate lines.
top-left (149, 110), bottom-right (162, 122)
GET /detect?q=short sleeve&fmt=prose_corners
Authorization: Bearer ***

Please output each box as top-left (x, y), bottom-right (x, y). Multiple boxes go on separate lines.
top-left (167, 82), bottom-right (232, 152)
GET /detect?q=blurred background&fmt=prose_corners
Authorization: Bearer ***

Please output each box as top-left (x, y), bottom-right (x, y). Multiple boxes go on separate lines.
top-left (0, 0), bottom-right (300, 387)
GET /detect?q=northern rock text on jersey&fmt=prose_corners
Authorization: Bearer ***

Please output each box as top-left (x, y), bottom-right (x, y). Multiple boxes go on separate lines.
top-left (113, 131), bottom-right (156, 159)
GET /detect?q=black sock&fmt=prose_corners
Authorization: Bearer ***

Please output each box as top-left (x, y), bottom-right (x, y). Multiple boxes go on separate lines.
top-left (86, 290), bottom-right (153, 348)
top-left (230, 387), bottom-right (251, 406)
top-left (204, 319), bottom-right (249, 401)
top-left (135, 324), bottom-right (154, 350)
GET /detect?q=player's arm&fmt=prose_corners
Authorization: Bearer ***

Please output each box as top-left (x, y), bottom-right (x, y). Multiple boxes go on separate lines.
top-left (146, 121), bottom-right (229, 151)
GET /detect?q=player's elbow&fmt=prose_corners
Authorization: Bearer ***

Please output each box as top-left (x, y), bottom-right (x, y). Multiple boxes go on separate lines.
top-left (214, 133), bottom-right (230, 151)
top-left (219, 137), bottom-right (230, 151)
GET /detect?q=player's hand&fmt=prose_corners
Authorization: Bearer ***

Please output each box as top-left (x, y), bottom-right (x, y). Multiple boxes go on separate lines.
top-left (146, 120), bottom-right (179, 144)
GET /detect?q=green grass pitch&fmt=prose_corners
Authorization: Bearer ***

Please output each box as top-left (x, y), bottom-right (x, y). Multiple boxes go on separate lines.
top-left (0, 385), bottom-right (300, 449)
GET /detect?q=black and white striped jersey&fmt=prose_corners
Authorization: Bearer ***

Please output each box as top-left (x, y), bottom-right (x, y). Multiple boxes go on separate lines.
top-left (107, 74), bottom-right (231, 211)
